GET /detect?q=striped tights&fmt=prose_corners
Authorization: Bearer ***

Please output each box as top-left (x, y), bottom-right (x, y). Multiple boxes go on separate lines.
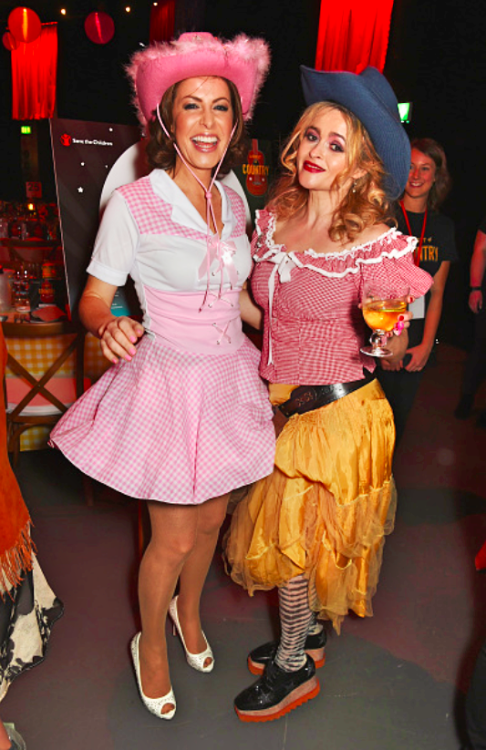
top-left (274, 574), bottom-right (322, 672)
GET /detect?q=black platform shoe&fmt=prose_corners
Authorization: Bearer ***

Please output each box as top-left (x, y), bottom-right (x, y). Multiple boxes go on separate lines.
top-left (234, 655), bottom-right (320, 723)
top-left (247, 628), bottom-right (327, 675)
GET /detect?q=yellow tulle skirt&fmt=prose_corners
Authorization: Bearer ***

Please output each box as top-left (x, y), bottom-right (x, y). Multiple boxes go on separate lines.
top-left (224, 378), bottom-right (397, 633)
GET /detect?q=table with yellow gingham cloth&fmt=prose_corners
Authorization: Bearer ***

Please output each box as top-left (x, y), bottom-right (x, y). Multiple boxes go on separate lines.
top-left (5, 332), bottom-right (110, 451)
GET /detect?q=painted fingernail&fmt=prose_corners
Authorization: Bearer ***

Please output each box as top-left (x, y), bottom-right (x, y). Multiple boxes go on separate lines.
top-left (130, 336), bottom-right (137, 343)
top-left (130, 347), bottom-right (136, 355)
top-left (125, 355), bottom-right (132, 362)
top-left (398, 315), bottom-right (404, 322)
top-left (112, 359), bottom-right (117, 364)
top-left (395, 321), bottom-right (404, 333)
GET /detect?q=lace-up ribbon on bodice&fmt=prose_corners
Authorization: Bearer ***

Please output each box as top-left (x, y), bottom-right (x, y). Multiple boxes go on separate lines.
top-left (144, 286), bottom-right (244, 354)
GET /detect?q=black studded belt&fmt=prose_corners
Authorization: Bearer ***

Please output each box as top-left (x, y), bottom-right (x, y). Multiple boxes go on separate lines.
top-left (277, 372), bottom-right (373, 418)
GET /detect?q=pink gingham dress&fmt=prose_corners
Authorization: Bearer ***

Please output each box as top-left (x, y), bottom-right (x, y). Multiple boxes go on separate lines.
top-left (50, 171), bottom-right (275, 504)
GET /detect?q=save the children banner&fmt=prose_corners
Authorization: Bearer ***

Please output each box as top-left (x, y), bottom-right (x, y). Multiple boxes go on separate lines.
top-left (50, 118), bottom-right (144, 319)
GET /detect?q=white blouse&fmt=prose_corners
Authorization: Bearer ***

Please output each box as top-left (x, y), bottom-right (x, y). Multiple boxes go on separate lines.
top-left (87, 169), bottom-right (251, 295)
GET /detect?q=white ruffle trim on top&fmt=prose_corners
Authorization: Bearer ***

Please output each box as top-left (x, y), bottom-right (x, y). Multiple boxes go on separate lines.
top-left (252, 212), bottom-right (418, 366)
top-left (253, 211), bottom-right (418, 276)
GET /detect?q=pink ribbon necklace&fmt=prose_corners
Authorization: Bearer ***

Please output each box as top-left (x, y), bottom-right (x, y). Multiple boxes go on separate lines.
top-left (156, 105), bottom-right (237, 307)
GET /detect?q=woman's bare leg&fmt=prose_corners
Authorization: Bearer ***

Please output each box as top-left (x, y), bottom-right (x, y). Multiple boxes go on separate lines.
top-left (137, 501), bottom-right (199, 712)
top-left (137, 494), bottom-right (229, 710)
top-left (176, 494), bottom-right (229, 665)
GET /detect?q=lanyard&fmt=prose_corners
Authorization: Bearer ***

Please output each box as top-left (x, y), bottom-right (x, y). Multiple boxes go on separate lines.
top-left (156, 104), bottom-right (237, 307)
top-left (400, 201), bottom-right (427, 267)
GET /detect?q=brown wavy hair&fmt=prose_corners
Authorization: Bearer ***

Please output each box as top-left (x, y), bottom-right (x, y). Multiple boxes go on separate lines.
top-left (267, 102), bottom-right (395, 243)
top-left (410, 138), bottom-right (452, 210)
top-left (145, 77), bottom-right (247, 176)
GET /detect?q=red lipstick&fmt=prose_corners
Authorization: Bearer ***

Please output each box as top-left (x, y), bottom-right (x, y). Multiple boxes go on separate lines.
top-left (303, 161), bottom-right (324, 173)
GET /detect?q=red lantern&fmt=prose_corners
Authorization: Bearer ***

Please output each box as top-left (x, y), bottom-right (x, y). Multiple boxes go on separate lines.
top-left (84, 11), bottom-right (115, 44)
top-left (2, 31), bottom-right (19, 51)
top-left (8, 7), bottom-right (42, 44)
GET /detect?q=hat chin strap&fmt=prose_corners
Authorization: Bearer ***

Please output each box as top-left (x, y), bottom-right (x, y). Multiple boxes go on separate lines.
top-left (156, 104), bottom-right (237, 306)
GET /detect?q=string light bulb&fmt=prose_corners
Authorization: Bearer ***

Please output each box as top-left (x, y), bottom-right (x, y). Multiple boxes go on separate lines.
top-left (60, 7), bottom-right (66, 14)
top-left (125, 6), bottom-right (131, 11)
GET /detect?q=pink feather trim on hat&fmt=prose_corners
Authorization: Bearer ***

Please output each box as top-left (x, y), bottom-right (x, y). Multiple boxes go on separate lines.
top-left (126, 32), bottom-right (271, 126)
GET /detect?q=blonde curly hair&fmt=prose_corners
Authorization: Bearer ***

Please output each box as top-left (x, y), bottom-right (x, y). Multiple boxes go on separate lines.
top-left (267, 102), bottom-right (395, 243)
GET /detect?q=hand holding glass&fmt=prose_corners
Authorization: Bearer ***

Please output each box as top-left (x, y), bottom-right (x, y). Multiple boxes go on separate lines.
top-left (360, 284), bottom-right (409, 357)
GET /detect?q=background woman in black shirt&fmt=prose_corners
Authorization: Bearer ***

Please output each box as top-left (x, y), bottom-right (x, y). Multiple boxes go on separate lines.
top-left (378, 137), bottom-right (458, 445)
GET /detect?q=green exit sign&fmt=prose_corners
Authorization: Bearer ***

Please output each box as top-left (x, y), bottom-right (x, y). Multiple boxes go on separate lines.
top-left (398, 102), bottom-right (412, 124)
top-left (20, 126), bottom-right (31, 135)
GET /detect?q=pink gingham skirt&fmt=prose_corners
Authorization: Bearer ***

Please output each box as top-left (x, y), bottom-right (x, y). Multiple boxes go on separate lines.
top-left (50, 334), bottom-right (275, 504)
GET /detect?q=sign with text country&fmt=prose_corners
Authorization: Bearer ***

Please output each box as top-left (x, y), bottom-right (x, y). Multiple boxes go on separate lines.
top-left (233, 138), bottom-right (273, 219)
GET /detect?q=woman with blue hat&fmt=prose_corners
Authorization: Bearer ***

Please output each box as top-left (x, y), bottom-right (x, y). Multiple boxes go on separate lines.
top-left (225, 65), bottom-right (434, 721)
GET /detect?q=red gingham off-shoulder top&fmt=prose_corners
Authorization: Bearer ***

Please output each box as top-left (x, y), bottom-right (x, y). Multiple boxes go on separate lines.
top-left (250, 209), bottom-right (434, 386)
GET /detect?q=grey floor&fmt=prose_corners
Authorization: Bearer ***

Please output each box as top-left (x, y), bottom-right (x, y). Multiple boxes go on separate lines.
top-left (4, 344), bottom-right (486, 750)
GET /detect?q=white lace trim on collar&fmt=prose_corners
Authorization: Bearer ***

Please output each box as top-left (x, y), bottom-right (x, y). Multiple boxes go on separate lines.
top-left (253, 210), bottom-right (417, 272)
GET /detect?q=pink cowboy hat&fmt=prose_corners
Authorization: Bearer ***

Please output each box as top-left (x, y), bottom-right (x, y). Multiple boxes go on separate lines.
top-left (127, 31), bottom-right (271, 127)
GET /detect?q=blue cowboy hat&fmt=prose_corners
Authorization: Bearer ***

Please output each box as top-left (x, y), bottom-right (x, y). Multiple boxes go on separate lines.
top-left (300, 65), bottom-right (410, 200)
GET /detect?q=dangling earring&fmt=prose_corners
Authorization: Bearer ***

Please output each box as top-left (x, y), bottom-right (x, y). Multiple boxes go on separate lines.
top-left (352, 181), bottom-right (357, 194)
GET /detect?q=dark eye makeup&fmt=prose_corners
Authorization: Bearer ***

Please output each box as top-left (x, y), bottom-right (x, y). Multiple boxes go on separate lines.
top-left (303, 129), bottom-right (345, 152)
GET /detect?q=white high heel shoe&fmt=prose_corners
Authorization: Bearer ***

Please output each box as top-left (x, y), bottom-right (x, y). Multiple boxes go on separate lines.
top-left (130, 633), bottom-right (176, 719)
top-left (168, 596), bottom-right (214, 673)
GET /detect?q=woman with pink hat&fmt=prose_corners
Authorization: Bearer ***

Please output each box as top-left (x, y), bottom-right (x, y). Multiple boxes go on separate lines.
top-left (224, 65), bottom-right (434, 722)
top-left (50, 32), bottom-right (274, 719)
